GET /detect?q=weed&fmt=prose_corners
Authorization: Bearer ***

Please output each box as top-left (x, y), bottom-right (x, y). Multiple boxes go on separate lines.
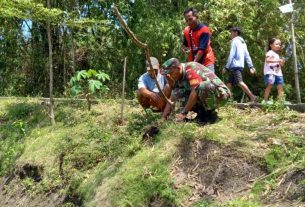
top-left (5, 102), bottom-right (48, 127)
top-left (264, 146), bottom-right (287, 172)
top-left (127, 109), bottom-right (160, 135)
top-left (12, 120), bottom-right (26, 134)
top-left (262, 99), bottom-right (289, 112)
top-left (192, 200), bottom-right (215, 207)
top-left (224, 198), bottom-right (262, 207)
top-left (0, 119), bottom-right (25, 175)
top-left (252, 180), bottom-right (265, 197)
top-left (22, 177), bottom-right (35, 190)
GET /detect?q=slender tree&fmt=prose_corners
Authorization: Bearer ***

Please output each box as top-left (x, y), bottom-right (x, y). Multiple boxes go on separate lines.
top-left (46, 0), bottom-right (55, 126)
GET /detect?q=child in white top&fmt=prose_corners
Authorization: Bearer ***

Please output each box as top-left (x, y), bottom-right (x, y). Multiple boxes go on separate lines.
top-left (263, 38), bottom-right (285, 102)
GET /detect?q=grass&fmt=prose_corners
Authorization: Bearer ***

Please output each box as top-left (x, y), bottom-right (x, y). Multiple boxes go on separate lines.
top-left (0, 98), bottom-right (305, 207)
top-left (90, 129), bottom-right (181, 207)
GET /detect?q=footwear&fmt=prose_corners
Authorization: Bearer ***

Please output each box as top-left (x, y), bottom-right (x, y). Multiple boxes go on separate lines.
top-left (249, 96), bottom-right (258, 103)
top-left (253, 96), bottom-right (259, 102)
top-left (261, 100), bottom-right (273, 105)
top-left (283, 101), bottom-right (291, 105)
top-left (195, 109), bottom-right (219, 124)
top-left (151, 107), bottom-right (162, 113)
top-left (206, 109), bottom-right (219, 124)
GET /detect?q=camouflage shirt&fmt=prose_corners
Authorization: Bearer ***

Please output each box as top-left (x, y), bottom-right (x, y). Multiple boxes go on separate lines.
top-left (173, 62), bottom-right (230, 110)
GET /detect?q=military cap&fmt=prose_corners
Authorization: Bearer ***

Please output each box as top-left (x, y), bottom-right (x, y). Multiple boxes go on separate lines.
top-left (162, 58), bottom-right (180, 74)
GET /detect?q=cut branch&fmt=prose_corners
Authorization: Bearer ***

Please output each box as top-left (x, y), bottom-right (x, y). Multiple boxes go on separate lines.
top-left (112, 5), bottom-right (172, 105)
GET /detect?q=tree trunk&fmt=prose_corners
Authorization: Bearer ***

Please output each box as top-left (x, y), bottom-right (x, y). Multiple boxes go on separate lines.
top-left (289, 0), bottom-right (301, 103)
top-left (86, 94), bottom-right (91, 111)
top-left (71, 29), bottom-right (76, 73)
top-left (63, 26), bottom-right (66, 86)
top-left (47, 0), bottom-right (56, 126)
top-left (120, 57), bottom-right (127, 122)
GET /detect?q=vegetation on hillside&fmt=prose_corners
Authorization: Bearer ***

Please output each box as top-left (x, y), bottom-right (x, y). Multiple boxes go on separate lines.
top-left (1, 1), bottom-right (305, 206)
top-left (1, 99), bottom-right (304, 206)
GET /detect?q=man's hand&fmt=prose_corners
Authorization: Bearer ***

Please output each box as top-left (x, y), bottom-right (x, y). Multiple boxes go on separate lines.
top-left (181, 45), bottom-right (190, 54)
top-left (165, 74), bottom-right (175, 88)
top-left (250, 67), bottom-right (256, 75)
top-left (175, 113), bottom-right (186, 122)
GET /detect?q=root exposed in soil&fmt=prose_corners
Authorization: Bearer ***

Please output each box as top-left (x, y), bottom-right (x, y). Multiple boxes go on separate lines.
top-left (172, 139), bottom-right (267, 205)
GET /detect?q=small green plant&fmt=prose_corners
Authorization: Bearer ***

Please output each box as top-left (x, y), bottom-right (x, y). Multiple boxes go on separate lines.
top-left (69, 69), bottom-right (110, 110)
top-left (127, 109), bottom-right (160, 135)
top-left (12, 120), bottom-right (26, 135)
top-left (264, 146), bottom-right (286, 172)
top-left (224, 198), bottom-right (262, 207)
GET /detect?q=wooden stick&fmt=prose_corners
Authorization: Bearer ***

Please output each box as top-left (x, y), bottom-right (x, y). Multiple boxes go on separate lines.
top-left (120, 57), bottom-right (127, 122)
top-left (112, 5), bottom-right (172, 105)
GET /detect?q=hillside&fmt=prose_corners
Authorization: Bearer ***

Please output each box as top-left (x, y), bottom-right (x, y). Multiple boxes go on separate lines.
top-left (0, 99), bottom-right (305, 207)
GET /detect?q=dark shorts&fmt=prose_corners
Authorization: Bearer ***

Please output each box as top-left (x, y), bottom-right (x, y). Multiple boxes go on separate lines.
top-left (264, 74), bottom-right (284, 86)
top-left (228, 69), bottom-right (243, 85)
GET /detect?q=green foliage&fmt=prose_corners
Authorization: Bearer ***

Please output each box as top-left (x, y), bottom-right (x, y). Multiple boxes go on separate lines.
top-left (1, 0), bottom-right (305, 102)
top-left (224, 198), bottom-right (262, 207)
top-left (70, 69), bottom-right (110, 95)
top-left (264, 146), bottom-right (287, 172)
top-left (0, 0), bottom-right (63, 23)
top-left (127, 109), bottom-right (160, 135)
top-left (262, 100), bottom-right (289, 112)
top-left (77, 161), bottom-right (120, 204)
top-left (105, 139), bottom-right (178, 207)
top-left (0, 101), bottom-right (48, 176)
top-left (69, 69), bottom-right (110, 110)
top-left (0, 132), bottom-right (24, 176)
top-left (5, 102), bottom-right (47, 124)
top-left (1, 99), bottom-right (305, 206)
top-left (55, 102), bottom-right (89, 126)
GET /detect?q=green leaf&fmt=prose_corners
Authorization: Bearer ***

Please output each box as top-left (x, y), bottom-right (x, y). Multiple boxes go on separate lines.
top-left (77, 70), bottom-right (88, 80)
top-left (87, 69), bottom-right (97, 77)
top-left (88, 80), bottom-right (103, 93)
top-left (96, 71), bottom-right (110, 82)
top-left (69, 77), bottom-right (77, 85)
top-left (71, 85), bottom-right (82, 95)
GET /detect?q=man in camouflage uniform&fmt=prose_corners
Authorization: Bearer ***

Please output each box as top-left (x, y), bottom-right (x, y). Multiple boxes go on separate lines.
top-left (161, 58), bottom-right (230, 123)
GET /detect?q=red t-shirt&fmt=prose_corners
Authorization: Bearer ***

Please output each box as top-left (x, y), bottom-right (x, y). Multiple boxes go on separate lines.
top-left (183, 23), bottom-right (215, 66)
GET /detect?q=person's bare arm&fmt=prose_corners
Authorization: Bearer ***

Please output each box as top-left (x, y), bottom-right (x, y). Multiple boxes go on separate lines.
top-left (194, 50), bottom-right (204, 62)
top-left (176, 89), bottom-right (197, 121)
top-left (184, 89), bottom-right (197, 112)
top-left (266, 56), bottom-right (285, 65)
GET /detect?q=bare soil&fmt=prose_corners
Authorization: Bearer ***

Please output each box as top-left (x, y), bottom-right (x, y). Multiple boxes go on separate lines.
top-left (172, 139), bottom-right (270, 206)
top-left (0, 163), bottom-right (68, 207)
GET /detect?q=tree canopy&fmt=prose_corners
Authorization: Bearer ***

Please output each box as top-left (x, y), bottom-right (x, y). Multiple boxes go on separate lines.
top-left (0, 0), bottom-right (304, 101)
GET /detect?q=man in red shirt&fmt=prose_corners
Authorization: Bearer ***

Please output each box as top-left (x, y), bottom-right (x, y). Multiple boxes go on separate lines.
top-left (182, 8), bottom-right (216, 72)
